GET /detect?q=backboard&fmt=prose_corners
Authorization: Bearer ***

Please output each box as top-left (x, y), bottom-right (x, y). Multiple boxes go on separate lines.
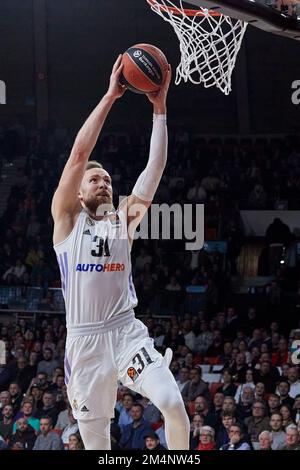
top-left (185, 0), bottom-right (300, 40)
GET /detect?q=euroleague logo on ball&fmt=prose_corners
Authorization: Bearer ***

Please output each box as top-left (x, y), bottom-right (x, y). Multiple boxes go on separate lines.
top-left (133, 50), bottom-right (142, 58)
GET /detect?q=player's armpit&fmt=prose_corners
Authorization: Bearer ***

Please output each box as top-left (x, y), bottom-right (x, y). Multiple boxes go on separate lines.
top-left (118, 194), bottom-right (151, 244)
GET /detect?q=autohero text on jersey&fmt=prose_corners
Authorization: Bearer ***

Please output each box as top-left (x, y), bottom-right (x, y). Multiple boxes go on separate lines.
top-left (76, 263), bottom-right (125, 272)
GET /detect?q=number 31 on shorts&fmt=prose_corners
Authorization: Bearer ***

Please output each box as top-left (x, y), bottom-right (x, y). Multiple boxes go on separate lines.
top-left (126, 347), bottom-right (154, 382)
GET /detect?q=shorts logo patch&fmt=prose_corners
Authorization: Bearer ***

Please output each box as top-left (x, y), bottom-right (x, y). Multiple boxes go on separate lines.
top-left (127, 367), bottom-right (139, 382)
top-left (72, 399), bottom-right (78, 411)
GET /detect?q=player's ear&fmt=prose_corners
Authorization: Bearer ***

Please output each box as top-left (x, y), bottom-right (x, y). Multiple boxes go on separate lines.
top-left (78, 189), bottom-right (83, 202)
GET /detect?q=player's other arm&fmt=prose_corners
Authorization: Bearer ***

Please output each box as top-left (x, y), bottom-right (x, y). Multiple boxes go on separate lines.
top-left (120, 66), bottom-right (172, 239)
top-left (51, 55), bottom-right (126, 222)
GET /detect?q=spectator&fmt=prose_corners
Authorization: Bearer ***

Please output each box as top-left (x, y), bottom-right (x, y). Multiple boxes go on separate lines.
top-left (119, 403), bottom-right (152, 450)
top-left (288, 367), bottom-right (300, 398)
top-left (117, 393), bottom-right (134, 432)
top-left (60, 407), bottom-right (79, 449)
top-left (254, 382), bottom-right (266, 402)
top-left (267, 394), bottom-right (281, 415)
top-left (236, 387), bottom-right (255, 420)
top-left (280, 424), bottom-right (300, 450)
top-left (276, 380), bottom-right (294, 408)
top-left (258, 430), bottom-right (273, 450)
top-left (244, 401), bottom-right (271, 448)
top-left (220, 424), bottom-right (251, 450)
top-left (139, 397), bottom-right (161, 425)
top-left (217, 369), bottom-right (237, 397)
top-left (176, 367), bottom-right (190, 392)
top-left (181, 368), bottom-right (210, 404)
top-left (55, 406), bottom-right (70, 431)
top-left (280, 404), bottom-right (295, 429)
top-left (2, 260), bottom-right (26, 285)
top-left (189, 413), bottom-right (204, 449)
top-left (11, 357), bottom-right (35, 394)
top-left (211, 392), bottom-right (225, 417)
top-left (143, 431), bottom-right (167, 450)
top-left (235, 370), bottom-right (255, 403)
top-left (195, 322), bottom-right (213, 356)
top-left (216, 411), bottom-right (236, 449)
top-left (0, 404), bottom-right (14, 441)
top-left (34, 391), bottom-right (59, 427)
top-left (0, 391), bottom-right (11, 417)
top-left (9, 418), bottom-right (36, 450)
top-left (229, 352), bottom-right (248, 383)
top-left (269, 413), bottom-right (286, 450)
top-left (36, 349), bottom-right (59, 381)
top-left (33, 416), bottom-right (63, 450)
top-left (293, 394), bottom-right (300, 424)
top-left (13, 400), bottom-right (40, 432)
top-left (196, 426), bottom-right (216, 450)
top-left (265, 217), bottom-right (292, 247)
top-left (8, 383), bottom-right (22, 414)
top-left (34, 372), bottom-right (49, 391)
top-left (193, 396), bottom-right (220, 431)
top-left (253, 361), bottom-right (277, 394)
top-left (68, 432), bottom-right (84, 450)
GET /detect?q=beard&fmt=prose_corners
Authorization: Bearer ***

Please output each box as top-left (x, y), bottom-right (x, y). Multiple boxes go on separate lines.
top-left (83, 195), bottom-right (113, 216)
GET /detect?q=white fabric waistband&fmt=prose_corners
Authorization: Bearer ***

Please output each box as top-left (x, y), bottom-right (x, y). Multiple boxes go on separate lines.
top-left (66, 310), bottom-right (135, 337)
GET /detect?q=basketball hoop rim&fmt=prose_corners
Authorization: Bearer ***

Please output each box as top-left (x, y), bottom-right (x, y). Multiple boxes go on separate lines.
top-left (147, 0), bottom-right (222, 17)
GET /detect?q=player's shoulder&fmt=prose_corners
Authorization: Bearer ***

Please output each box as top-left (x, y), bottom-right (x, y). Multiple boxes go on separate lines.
top-left (53, 210), bottom-right (83, 246)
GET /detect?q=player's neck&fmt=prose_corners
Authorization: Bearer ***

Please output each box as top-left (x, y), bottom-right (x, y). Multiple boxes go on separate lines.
top-left (83, 203), bottom-right (114, 220)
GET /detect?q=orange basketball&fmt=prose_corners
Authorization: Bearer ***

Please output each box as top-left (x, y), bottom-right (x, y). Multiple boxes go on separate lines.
top-left (120, 43), bottom-right (168, 94)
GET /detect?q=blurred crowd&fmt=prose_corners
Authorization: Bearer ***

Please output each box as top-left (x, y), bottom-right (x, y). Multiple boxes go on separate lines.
top-left (0, 312), bottom-right (300, 450)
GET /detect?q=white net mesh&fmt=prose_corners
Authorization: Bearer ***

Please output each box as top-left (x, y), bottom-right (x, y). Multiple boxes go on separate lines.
top-left (147, 0), bottom-right (248, 95)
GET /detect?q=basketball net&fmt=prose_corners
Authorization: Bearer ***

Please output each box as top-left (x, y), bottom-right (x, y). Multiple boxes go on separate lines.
top-left (147, 0), bottom-right (247, 95)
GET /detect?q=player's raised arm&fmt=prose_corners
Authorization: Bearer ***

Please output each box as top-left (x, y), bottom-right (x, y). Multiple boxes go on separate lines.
top-left (120, 66), bottom-right (172, 238)
top-left (51, 55), bottom-right (126, 221)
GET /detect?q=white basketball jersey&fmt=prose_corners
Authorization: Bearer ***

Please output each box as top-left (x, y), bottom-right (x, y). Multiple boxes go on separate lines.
top-left (54, 209), bottom-right (138, 326)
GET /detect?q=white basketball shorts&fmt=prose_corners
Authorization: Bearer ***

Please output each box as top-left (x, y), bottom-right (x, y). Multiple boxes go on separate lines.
top-left (64, 317), bottom-right (166, 421)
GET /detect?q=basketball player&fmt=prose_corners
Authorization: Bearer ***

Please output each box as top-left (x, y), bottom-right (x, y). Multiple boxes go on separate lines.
top-left (51, 55), bottom-right (190, 450)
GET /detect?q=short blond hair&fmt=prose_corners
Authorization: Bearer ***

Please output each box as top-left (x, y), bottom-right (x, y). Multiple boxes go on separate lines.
top-left (85, 160), bottom-right (103, 171)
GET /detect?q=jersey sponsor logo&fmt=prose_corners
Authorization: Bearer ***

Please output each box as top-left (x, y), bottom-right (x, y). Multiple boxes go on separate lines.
top-left (83, 229), bottom-right (91, 236)
top-left (76, 263), bottom-right (125, 272)
top-left (127, 367), bottom-right (139, 382)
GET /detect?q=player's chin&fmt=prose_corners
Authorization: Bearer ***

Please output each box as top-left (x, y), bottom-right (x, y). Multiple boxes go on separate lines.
top-left (102, 197), bottom-right (113, 206)
top-left (96, 194), bottom-right (111, 202)
top-left (96, 199), bottom-right (113, 215)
